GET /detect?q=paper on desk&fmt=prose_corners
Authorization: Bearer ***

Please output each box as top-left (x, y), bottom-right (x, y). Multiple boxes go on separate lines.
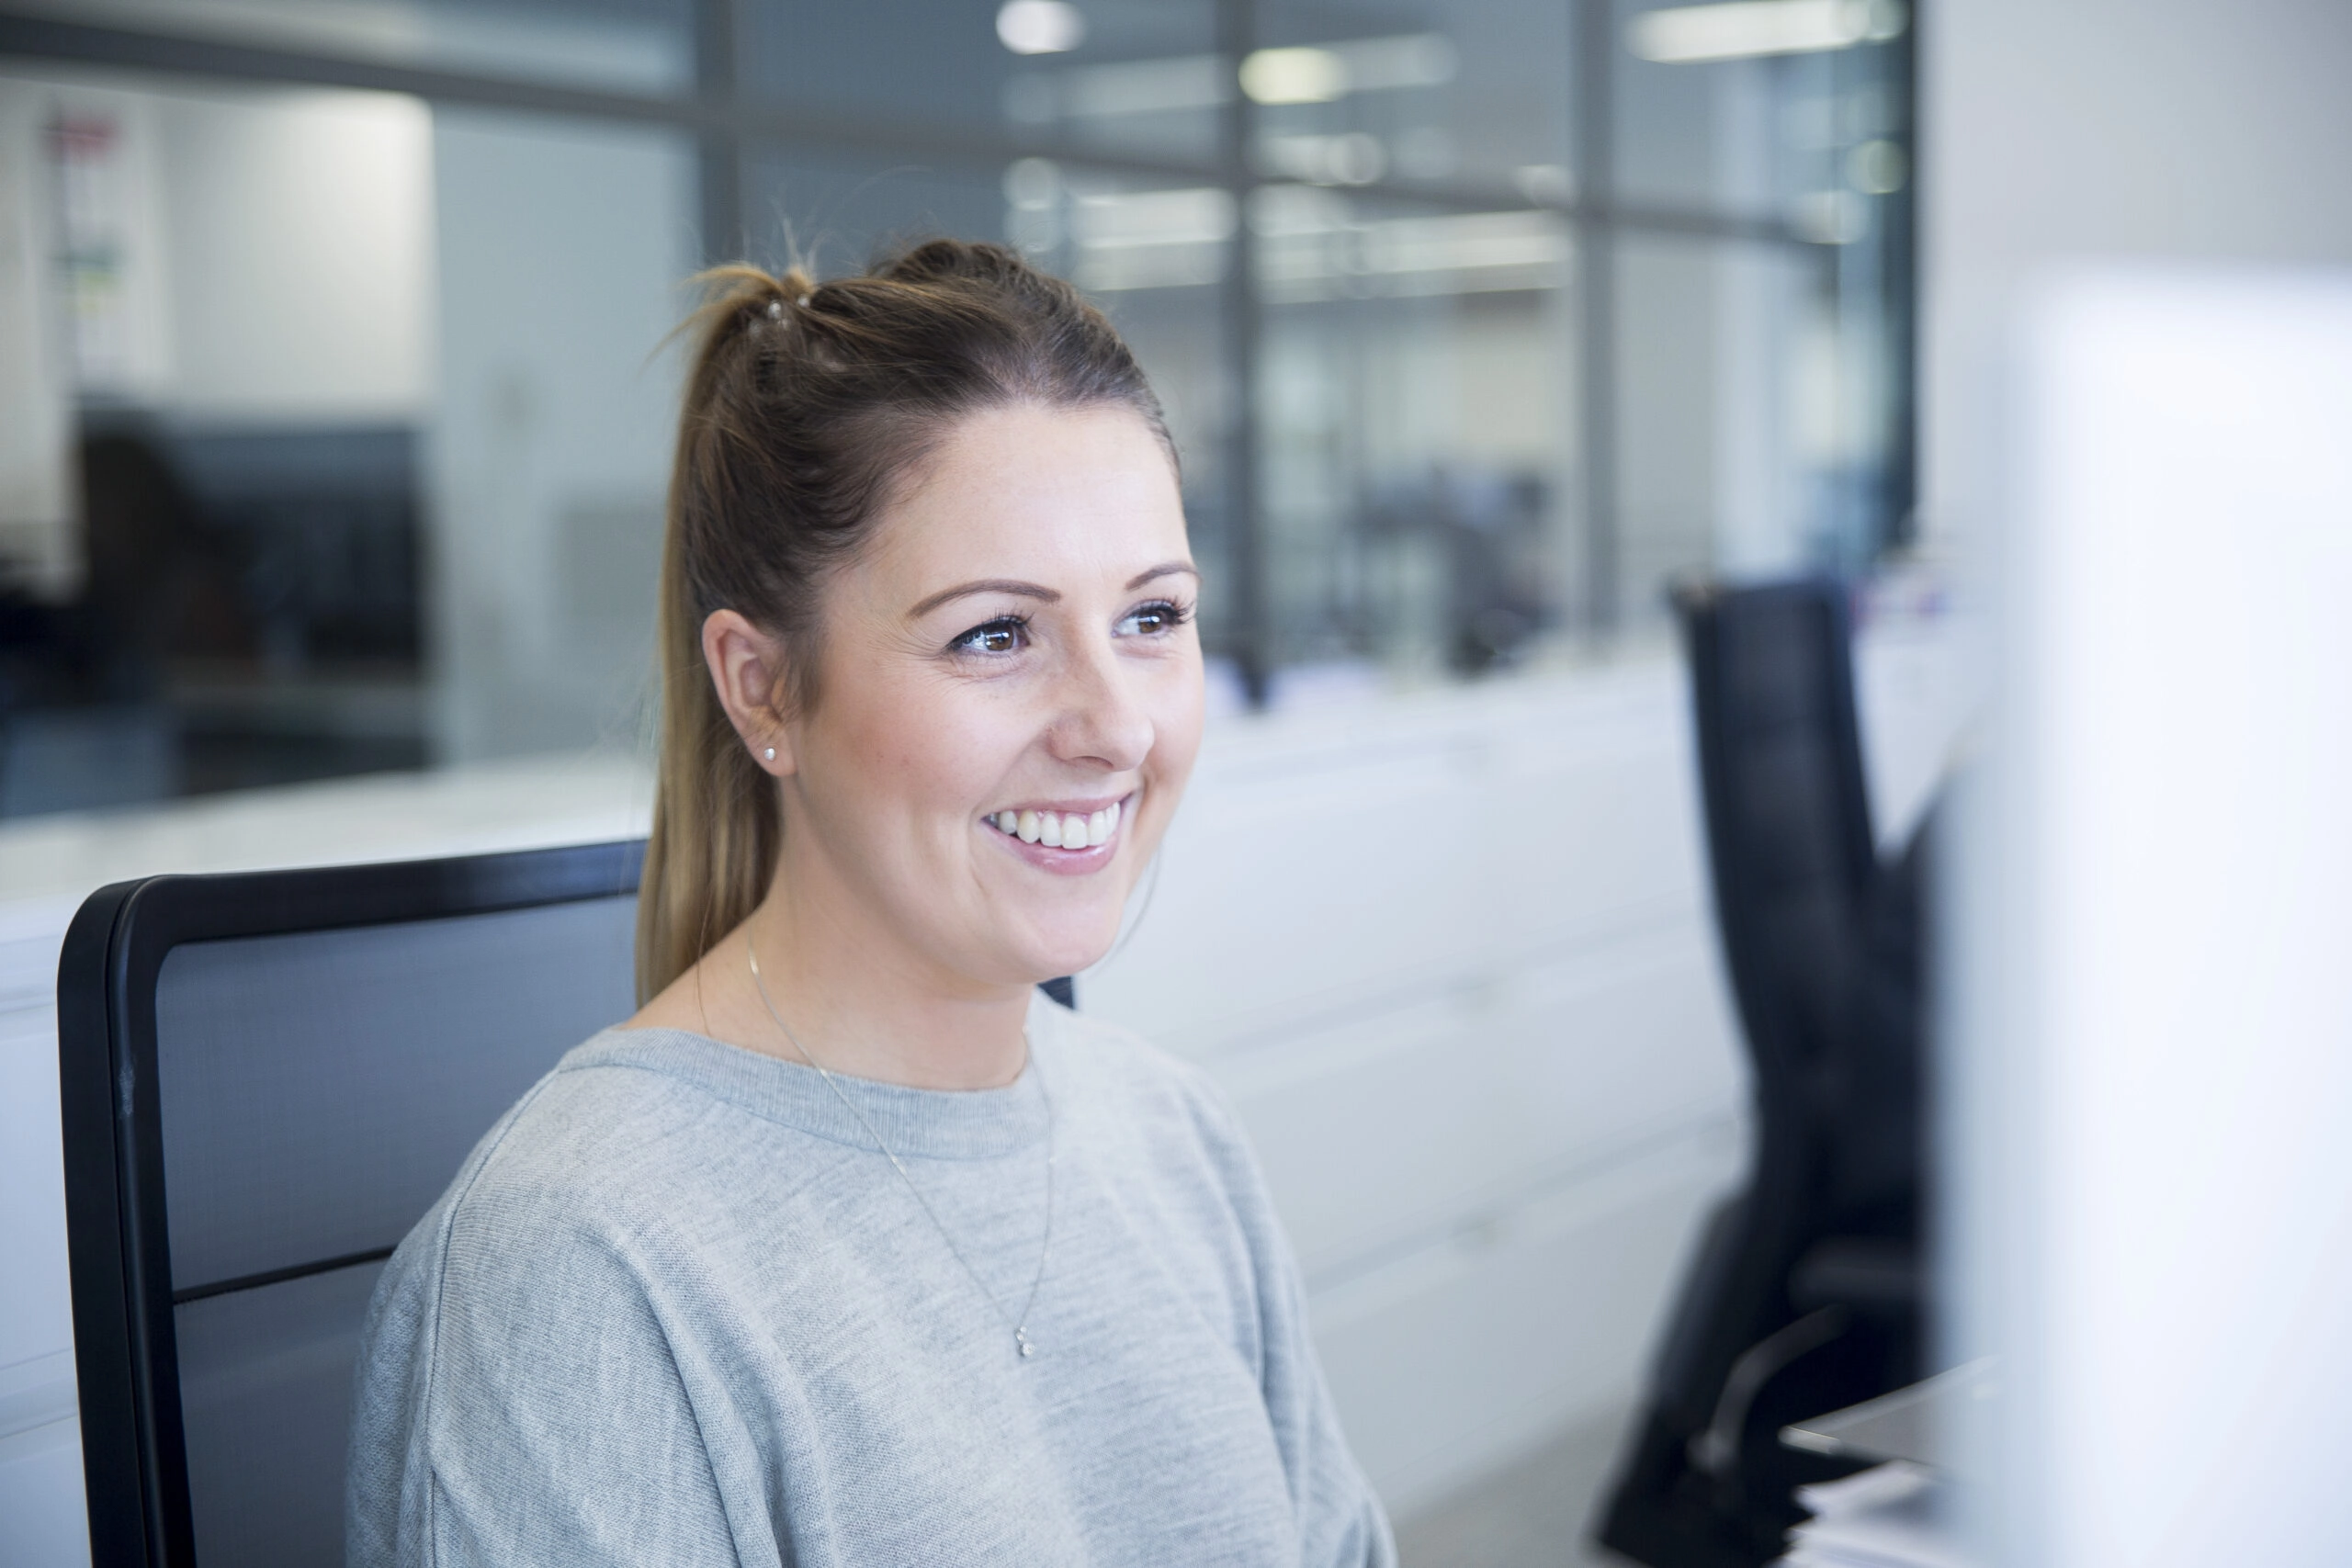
top-left (1781, 1461), bottom-right (1978, 1568)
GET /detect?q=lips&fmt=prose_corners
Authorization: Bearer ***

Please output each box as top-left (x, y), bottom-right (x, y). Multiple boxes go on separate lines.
top-left (984, 796), bottom-right (1124, 851)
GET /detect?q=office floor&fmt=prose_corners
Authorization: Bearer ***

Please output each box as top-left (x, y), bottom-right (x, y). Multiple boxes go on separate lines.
top-left (1394, 1401), bottom-right (1640, 1568)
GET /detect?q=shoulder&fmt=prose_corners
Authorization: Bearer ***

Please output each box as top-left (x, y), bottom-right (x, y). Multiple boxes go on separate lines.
top-left (1038, 1001), bottom-right (1237, 1131)
top-left (375, 1031), bottom-right (823, 1314)
top-left (1032, 999), bottom-right (1272, 1212)
top-left (443, 1033), bottom-right (731, 1226)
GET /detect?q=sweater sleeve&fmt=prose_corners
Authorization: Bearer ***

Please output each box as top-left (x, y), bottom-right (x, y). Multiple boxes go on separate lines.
top-left (347, 1194), bottom-right (753, 1568)
top-left (1184, 1074), bottom-right (1399, 1568)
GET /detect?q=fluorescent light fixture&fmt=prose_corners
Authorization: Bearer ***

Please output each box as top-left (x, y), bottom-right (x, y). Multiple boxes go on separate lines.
top-left (1791, 188), bottom-right (1866, 243)
top-left (997, 0), bottom-right (1085, 56)
top-left (1628, 0), bottom-right (1905, 64)
top-left (1240, 47), bottom-right (1346, 105)
top-left (1260, 132), bottom-right (1386, 186)
top-left (1240, 34), bottom-right (1458, 105)
top-left (1847, 138), bottom-right (1907, 195)
top-left (1513, 164), bottom-right (1576, 203)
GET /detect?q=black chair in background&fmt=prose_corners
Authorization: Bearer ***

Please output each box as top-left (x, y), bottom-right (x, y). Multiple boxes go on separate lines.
top-left (1596, 579), bottom-right (1932, 1568)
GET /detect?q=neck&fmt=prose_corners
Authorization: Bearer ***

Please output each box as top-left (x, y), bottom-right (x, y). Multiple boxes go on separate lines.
top-left (730, 852), bottom-right (1033, 1094)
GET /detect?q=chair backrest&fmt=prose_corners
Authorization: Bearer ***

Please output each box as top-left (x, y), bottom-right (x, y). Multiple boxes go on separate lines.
top-left (1673, 579), bottom-right (1877, 1130)
top-left (58, 840), bottom-right (645, 1568)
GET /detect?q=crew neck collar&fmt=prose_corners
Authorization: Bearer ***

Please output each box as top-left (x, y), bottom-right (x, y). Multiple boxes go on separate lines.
top-left (572, 993), bottom-right (1063, 1161)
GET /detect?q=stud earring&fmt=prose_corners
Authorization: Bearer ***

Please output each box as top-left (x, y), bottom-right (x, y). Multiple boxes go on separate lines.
top-left (763, 747), bottom-right (776, 761)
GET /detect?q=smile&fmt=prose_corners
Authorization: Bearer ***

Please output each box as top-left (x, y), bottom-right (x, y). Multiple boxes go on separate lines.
top-left (984, 796), bottom-right (1125, 851)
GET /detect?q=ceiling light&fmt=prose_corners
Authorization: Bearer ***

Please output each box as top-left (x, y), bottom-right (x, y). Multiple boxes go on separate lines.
top-left (1239, 47), bottom-right (1347, 105)
top-left (1847, 139), bottom-right (1907, 195)
top-left (1628, 0), bottom-right (1905, 64)
top-left (997, 0), bottom-right (1085, 56)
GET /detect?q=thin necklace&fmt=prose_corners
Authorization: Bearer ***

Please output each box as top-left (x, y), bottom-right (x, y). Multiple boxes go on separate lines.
top-left (746, 937), bottom-right (1056, 1360)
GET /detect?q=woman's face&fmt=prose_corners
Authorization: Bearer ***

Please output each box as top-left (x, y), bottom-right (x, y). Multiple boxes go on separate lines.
top-left (756, 402), bottom-right (1204, 989)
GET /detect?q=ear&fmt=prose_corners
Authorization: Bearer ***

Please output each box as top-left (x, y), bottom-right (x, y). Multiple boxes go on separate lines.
top-left (702, 609), bottom-right (798, 775)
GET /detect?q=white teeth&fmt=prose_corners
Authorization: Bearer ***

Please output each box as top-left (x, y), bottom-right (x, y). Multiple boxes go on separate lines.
top-left (992, 799), bottom-right (1127, 850)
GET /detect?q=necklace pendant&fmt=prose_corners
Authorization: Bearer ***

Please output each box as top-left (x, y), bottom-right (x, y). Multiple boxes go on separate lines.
top-left (1015, 1327), bottom-right (1036, 1359)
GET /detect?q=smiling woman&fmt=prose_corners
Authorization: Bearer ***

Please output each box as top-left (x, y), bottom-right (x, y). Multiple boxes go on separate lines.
top-left (686, 400), bottom-right (1204, 1039)
top-left (344, 241), bottom-right (1394, 1567)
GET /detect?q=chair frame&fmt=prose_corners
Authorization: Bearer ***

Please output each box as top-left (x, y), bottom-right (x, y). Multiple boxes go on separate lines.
top-left (57, 840), bottom-right (645, 1568)
top-left (1598, 578), bottom-right (1906, 1567)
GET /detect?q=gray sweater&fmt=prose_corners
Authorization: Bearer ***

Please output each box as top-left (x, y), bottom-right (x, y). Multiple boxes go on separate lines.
top-left (345, 995), bottom-right (1394, 1567)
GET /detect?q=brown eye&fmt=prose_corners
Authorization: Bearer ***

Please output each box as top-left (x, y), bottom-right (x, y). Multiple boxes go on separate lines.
top-left (952, 616), bottom-right (1029, 655)
top-left (1116, 600), bottom-right (1191, 637)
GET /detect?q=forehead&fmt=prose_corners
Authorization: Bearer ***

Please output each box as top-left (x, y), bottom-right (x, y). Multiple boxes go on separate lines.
top-left (867, 404), bottom-right (1187, 583)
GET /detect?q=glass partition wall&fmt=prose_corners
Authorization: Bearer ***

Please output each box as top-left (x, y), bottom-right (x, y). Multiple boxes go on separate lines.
top-left (0, 0), bottom-right (1913, 804)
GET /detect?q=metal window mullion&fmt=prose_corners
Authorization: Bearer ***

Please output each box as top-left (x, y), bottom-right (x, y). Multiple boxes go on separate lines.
top-left (695, 0), bottom-right (744, 265)
top-left (1217, 0), bottom-right (1270, 706)
top-left (1575, 0), bottom-right (1621, 637)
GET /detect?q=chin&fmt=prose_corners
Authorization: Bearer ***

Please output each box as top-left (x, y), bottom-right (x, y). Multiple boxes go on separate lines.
top-left (1006, 904), bottom-right (1125, 987)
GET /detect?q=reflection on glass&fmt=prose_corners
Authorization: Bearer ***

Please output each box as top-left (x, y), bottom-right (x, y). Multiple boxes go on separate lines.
top-left (1612, 0), bottom-right (1909, 226)
top-left (1255, 189), bottom-right (1572, 678)
top-left (9, 0), bottom-right (695, 95)
top-left (735, 151), bottom-right (1238, 662)
top-left (1255, 0), bottom-right (1574, 191)
top-left (431, 111), bottom-right (696, 763)
top-left (999, 160), bottom-right (1238, 659)
top-left (737, 0), bottom-right (1221, 157)
top-left (0, 66), bottom-right (447, 812)
top-left (1613, 232), bottom-right (1878, 622)
top-left (742, 149), bottom-right (1001, 276)
top-left (998, 24), bottom-right (1223, 165)
top-left (0, 0), bottom-right (1918, 815)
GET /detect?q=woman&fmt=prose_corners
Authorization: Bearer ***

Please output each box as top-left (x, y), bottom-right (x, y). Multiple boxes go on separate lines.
top-left (347, 241), bottom-right (1394, 1567)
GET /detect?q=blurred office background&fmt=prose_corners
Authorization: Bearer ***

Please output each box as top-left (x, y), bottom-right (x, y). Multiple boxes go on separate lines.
top-left (0, 1), bottom-right (1944, 1564)
top-left (8, 0), bottom-right (2349, 1563)
top-left (0, 0), bottom-right (1916, 801)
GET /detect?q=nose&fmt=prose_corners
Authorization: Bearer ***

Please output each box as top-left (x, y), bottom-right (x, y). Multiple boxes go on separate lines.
top-left (1046, 629), bottom-right (1153, 774)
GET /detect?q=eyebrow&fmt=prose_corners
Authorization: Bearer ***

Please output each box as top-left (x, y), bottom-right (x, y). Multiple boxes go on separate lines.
top-left (906, 561), bottom-right (1200, 620)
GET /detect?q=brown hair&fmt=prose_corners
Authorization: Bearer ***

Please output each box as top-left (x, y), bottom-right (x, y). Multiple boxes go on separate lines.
top-left (635, 239), bottom-right (1174, 1002)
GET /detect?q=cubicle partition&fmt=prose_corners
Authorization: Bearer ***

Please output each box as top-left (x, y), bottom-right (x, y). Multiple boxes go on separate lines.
top-left (56, 841), bottom-right (644, 1568)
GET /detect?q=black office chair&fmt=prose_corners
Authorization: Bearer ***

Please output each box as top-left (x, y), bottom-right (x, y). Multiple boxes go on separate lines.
top-left (1595, 579), bottom-right (1931, 1568)
top-left (58, 841), bottom-right (646, 1566)
top-left (58, 839), bottom-right (1079, 1566)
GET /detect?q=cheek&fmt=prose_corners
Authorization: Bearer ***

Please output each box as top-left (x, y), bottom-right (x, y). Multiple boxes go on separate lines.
top-left (831, 679), bottom-right (1028, 832)
top-left (1136, 665), bottom-right (1206, 836)
top-left (1146, 660), bottom-right (1206, 781)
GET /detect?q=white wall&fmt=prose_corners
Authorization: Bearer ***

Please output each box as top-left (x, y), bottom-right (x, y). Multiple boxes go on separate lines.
top-left (425, 109), bottom-right (695, 764)
top-left (1, 70), bottom-right (435, 423)
top-left (0, 81), bottom-right (74, 596)
top-left (155, 85), bottom-right (433, 424)
top-left (1919, 0), bottom-right (2352, 549)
